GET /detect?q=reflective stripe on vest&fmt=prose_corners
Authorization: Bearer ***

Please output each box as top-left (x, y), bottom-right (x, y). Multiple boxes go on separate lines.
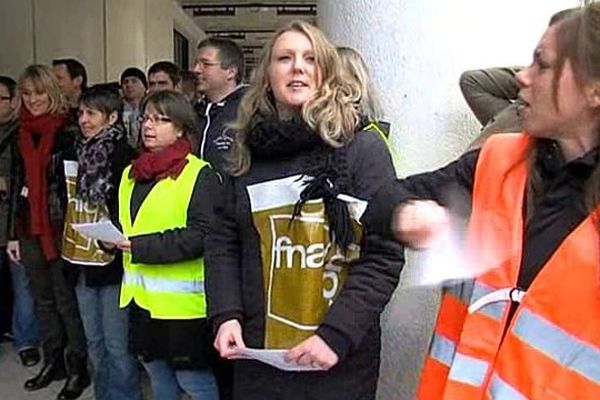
top-left (417, 280), bottom-right (473, 399)
top-left (118, 154), bottom-right (209, 320)
top-left (513, 308), bottom-right (600, 385)
top-left (488, 374), bottom-right (528, 400)
top-left (470, 281), bottom-right (508, 321)
top-left (122, 270), bottom-right (205, 294)
top-left (419, 134), bottom-right (600, 399)
top-left (448, 352), bottom-right (489, 387)
top-left (430, 332), bottom-right (456, 368)
top-left (362, 121), bottom-right (401, 176)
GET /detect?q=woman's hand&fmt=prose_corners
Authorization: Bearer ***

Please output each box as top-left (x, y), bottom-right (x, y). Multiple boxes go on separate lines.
top-left (392, 200), bottom-right (449, 249)
top-left (285, 335), bottom-right (339, 371)
top-left (6, 240), bottom-right (21, 263)
top-left (116, 240), bottom-right (131, 252)
top-left (100, 241), bottom-right (116, 250)
top-left (214, 319), bottom-right (245, 359)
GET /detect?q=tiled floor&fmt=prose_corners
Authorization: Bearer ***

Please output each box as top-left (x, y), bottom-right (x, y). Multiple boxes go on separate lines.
top-left (0, 342), bottom-right (94, 400)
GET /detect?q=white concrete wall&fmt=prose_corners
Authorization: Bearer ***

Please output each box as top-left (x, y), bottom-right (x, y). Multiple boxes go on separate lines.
top-left (0, 0), bottom-right (205, 83)
top-left (105, 0), bottom-right (147, 81)
top-left (35, 0), bottom-right (105, 85)
top-left (0, 0), bottom-right (34, 78)
top-left (318, 1), bottom-right (579, 399)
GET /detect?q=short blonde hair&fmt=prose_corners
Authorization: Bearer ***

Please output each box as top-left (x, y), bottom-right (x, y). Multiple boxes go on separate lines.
top-left (230, 20), bottom-right (361, 176)
top-left (17, 64), bottom-right (67, 116)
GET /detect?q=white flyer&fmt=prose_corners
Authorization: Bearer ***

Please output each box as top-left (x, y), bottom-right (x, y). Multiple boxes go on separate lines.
top-left (233, 348), bottom-right (325, 372)
top-left (71, 220), bottom-right (126, 244)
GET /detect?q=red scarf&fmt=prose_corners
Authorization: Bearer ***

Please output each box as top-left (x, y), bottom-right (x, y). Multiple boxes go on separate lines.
top-left (130, 138), bottom-right (191, 181)
top-left (19, 108), bottom-right (67, 261)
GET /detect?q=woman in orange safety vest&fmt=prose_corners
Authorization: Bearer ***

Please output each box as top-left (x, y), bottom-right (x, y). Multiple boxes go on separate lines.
top-left (364, 3), bottom-right (600, 399)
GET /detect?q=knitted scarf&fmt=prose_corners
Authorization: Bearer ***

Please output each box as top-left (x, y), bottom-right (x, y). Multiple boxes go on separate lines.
top-left (247, 118), bottom-right (355, 250)
top-left (19, 108), bottom-right (67, 261)
top-left (130, 137), bottom-right (191, 182)
top-left (75, 124), bottom-right (124, 205)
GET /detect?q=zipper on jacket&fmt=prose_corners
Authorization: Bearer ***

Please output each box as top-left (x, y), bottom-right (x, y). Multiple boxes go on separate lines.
top-left (200, 103), bottom-right (212, 159)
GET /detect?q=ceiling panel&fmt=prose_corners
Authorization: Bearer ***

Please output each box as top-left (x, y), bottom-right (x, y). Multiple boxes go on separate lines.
top-left (180, 0), bottom-right (317, 77)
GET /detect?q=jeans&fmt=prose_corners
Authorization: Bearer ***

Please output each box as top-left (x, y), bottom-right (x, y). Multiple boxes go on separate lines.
top-left (9, 259), bottom-right (39, 350)
top-left (75, 277), bottom-right (141, 400)
top-left (143, 359), bottom-right (219, 400)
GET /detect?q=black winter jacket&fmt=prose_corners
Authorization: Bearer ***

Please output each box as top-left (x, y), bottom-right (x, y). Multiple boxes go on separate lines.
top-left (0, 119), bottom-right (17, 245)
top-left (195, 86), bottom-right (246, 175)
top-left (366, 139), bottom-right (597, 292)
top-left (63, 133), bottom-right (135, 287)
top-left (205, 128), bottom-right (403, 400)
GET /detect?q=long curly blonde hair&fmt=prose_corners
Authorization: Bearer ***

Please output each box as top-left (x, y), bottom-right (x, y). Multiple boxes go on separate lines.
top-left (230, 20), bottom-right (361, 176)
top-left (337, 46), bottom-right (384, 122)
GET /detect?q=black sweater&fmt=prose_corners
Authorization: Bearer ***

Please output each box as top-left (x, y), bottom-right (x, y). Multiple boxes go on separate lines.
top-left (366, 139), bottom-right (596, 291)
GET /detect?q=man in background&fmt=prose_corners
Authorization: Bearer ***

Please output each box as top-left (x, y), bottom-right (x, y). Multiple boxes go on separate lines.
top-left (192, 37), bottom-right (246, 175)
top-left (120, 67), bottom-right (147, 149)
top-left (52, 58), bottom-right (87, 111)
top-left (147, 61), bottom-right (181, 93)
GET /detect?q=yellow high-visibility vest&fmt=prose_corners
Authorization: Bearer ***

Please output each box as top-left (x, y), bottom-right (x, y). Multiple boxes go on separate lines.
top-left (118, 154), bottom-right (209, 319)
top-left (362, 121), bottom-right (401, 176)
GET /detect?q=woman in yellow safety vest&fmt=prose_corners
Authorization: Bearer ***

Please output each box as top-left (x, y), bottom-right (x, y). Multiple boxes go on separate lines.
top-left (116, 90), bottom-right (220, 400)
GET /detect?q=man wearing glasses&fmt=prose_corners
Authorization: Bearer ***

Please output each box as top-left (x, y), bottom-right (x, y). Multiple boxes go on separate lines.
top-left (193, 37), bottom-right (246, 176)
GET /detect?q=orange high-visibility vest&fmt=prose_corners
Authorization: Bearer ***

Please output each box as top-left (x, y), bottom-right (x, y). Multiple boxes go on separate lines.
top-left (417, 133), bottom-right (600, 399)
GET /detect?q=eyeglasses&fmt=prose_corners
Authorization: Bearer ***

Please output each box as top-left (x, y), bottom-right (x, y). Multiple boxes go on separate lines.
top-left (137, 114), bottom-right (172, 125)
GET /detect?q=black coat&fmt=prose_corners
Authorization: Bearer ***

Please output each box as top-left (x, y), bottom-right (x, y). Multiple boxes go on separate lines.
top-left (205, 128), bottom-right (403, 400)
top-left (0, 119), bottom-right (18, 245)
top-left (63, 133), bottom-right (136, 287)
top-left (366, 139), bottom-right (597, 292)
top-left (195, 86), bottom-right (246, 175)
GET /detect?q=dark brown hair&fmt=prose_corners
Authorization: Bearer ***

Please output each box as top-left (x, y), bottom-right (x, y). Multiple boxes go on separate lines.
top-left (526, 4), bottom-right (600, 216)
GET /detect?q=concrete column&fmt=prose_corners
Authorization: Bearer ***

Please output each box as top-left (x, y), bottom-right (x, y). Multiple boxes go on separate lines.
top-left (318, 1), bottom-right (578, 399)
top-left (0, 0), bottom-right (34, 78)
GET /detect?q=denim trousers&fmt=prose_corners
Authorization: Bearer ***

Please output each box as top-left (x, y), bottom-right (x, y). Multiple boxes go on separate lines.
top-left (75, 277), bottom-right (141, 400)
top-left (143, 359), bottom-right (219, 400)
top-left (9, 257), bottom-right (39, 350)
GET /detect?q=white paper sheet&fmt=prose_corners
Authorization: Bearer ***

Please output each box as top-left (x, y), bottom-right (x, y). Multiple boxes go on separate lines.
top-left (71, 220), bottom-right (125, 244)
top-left (233, 348), bottom-right (324, 372)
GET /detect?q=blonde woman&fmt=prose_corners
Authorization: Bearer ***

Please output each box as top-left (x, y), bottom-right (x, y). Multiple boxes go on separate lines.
top-left (6, 65), bottom-right (89, 399)
top-left (205, 21), bottom-right (402, 400)
top-left (337, 46), bottom-right (384, 124)
top-left (337, 46), bottom-right (399, 171)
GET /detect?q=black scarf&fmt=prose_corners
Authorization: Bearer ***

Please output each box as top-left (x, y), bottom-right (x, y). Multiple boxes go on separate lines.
top-left (75, 124), bottom-right (124, 205)
top-left (248, 118), bottom-right (355, 250)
